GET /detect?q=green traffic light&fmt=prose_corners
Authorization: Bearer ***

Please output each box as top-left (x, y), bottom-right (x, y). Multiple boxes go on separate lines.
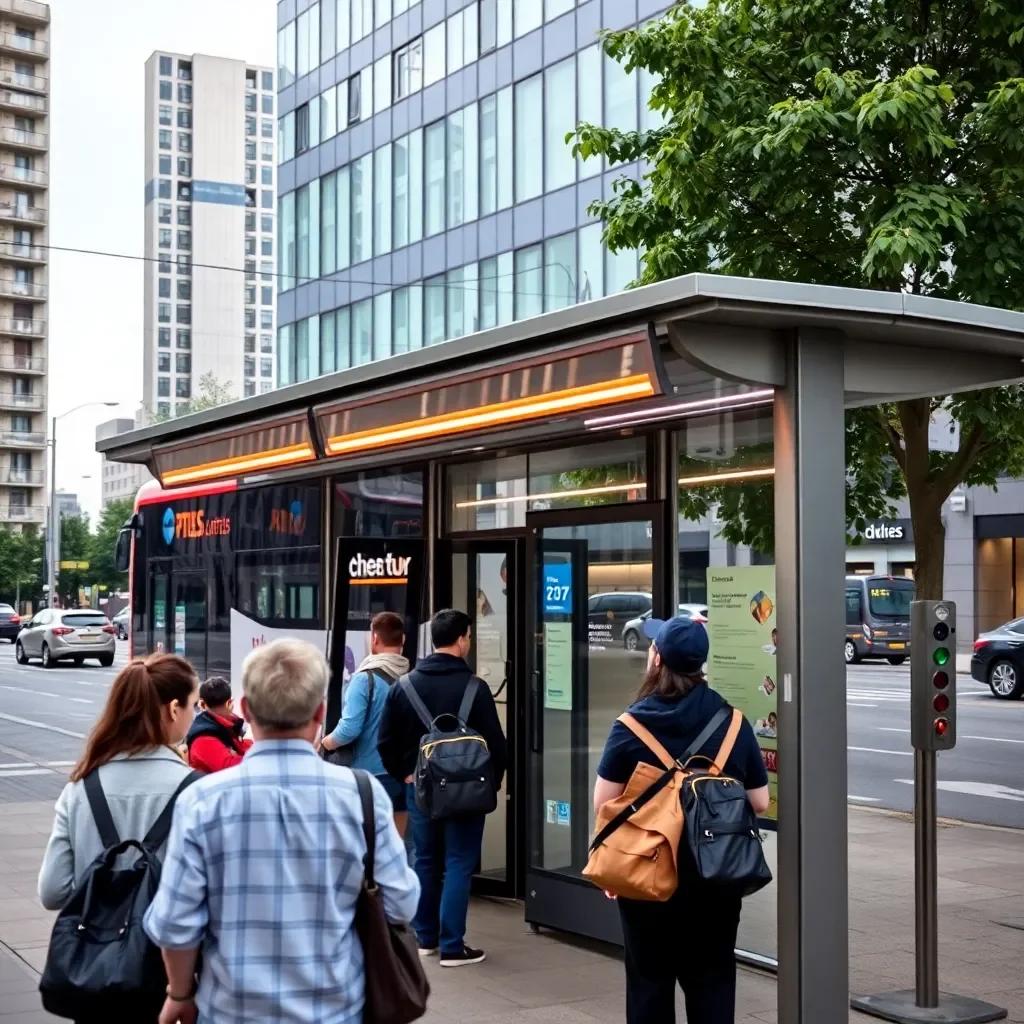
top-left (933, 647), bottom-right (950, 666)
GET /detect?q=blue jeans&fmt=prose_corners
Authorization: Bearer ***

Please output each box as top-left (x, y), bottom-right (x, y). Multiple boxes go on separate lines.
top-left (406, 783), bottom-right (485, 955)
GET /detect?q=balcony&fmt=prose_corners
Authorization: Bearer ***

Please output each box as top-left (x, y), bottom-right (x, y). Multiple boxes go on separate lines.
top-left (0, 69), bottom-right (46, 95)
top-left (0, 0), bottom-right (50, 25)
top-left (3, 467), bottom-right (43, 486)
top-left (0, 90), bottom-right (44, 115)
top-left (0, 315), bottom-right (44, 337)
top-left (0, 240), bottom-right (44, 263)
top-left (0, 429), bottom-right (44, 448)
top-left (0, 126), bottom-right (46, 152)
top-left (0, 503), bottom-right (44, 523)
top-left (0, 163), bottom-right (45, 189)
top-left (0, 389), bottom-right (42, 411)
top-left (0, 278), bottom-right (43, 301)
top-left (0, 201), bottom-right (43, 226)
top-left (0, 352), bottom-right (43, 372)
top-left (0, 33), bottom-right (47, 59)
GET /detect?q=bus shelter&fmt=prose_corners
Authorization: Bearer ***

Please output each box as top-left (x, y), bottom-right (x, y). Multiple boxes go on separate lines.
top-left (98, 275), bottom-right (1024, 1022)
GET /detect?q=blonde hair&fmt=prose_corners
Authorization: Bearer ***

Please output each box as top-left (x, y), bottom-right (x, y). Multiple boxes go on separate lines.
top-left (242, 638), bottom-right (328, 730)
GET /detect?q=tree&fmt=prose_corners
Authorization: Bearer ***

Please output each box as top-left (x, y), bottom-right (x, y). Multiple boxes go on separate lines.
top-left (572, 0), bottom-right (1024, 598)
top-left (151, 373), bottom-right (236, 423)
top-left (0, 527), bottom-right (43, 611)
top-left (57, 513), bottom-right (90, 608)
top-left (87, 498), bottom-right (134, 594)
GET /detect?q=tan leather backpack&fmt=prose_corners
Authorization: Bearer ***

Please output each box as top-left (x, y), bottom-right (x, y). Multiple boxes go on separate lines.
top-left (583, 706), bottom-right (742, 901)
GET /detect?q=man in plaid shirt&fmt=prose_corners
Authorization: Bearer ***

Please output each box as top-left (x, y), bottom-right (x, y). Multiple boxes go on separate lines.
top-left (144, 639), bottom-right (420, 1024)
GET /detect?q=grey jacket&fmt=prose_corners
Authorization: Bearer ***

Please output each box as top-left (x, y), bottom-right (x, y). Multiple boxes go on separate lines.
top-left (37, 748), bottom-right (195, 911)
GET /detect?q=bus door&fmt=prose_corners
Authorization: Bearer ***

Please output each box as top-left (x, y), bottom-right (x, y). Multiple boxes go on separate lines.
top-left (150, 565), bottom-right (208, 674)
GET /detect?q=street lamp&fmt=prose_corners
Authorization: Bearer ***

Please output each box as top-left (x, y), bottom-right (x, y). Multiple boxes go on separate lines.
top-left (48, 402), bottom-right (117, 608)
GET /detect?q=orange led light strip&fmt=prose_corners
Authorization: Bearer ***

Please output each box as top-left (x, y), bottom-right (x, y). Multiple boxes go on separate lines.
top-left (326, 375), bottom-right (656, 456)
top-left (677, 467), bottom-right (776, 486)
top-left (161, 442), bottom-right (317, 487)
top-left (456, 481), bottom-right (648, 509)
top-left (350, 578), bottom-right (409, 585)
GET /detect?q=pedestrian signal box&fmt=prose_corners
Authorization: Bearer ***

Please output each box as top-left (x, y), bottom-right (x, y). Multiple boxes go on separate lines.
top-left (910, 601), bottom-right (956, 751)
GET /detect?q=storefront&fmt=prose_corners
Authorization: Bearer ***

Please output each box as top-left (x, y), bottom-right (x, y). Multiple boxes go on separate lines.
top-left (845, 517), bottom-right (916, 578)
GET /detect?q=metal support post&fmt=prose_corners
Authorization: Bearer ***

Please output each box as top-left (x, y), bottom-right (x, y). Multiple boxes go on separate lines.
top-left (915, 749), bottom-right (939, 1009)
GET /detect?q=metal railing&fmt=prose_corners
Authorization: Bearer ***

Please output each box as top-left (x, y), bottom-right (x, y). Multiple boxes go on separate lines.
top-left (0, 89), bottom-right (45, 112)
top-left (0, 126), bottom-right (47, 149)
top-left (0, 164), bottom-right (46, 186)
top-left (0, 316), bottom-right (45, 336)
top-left (0, 391), bottom-right (42, 410)
top-left (0, 241), bottom-right (44, 261)
top-left (0, 32), bottom-right (48, 57)
top-left (0, 201), bottom-right (45, 223)
top-left (0, 0), bottom-right (50, 22)
top-left (3, 467), bottom-right (42, 484)
top-left (0, 429), bottom-right (44, 446)
top-left (0, 504), bottom-right (44, 522)
top-left (0, 353), bottom-right (43, 371)
top-left (0, 279), bottom-right (44, 299)
top-left (0, 70), bottom-right (47, 93)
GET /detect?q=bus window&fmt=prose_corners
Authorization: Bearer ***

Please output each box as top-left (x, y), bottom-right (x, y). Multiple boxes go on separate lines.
top-left (236, 547), bottom-right (321, 626)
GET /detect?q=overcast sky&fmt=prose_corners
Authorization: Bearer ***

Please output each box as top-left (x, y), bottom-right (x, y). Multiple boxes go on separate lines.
top-left (47, 0), bottom-right (276, 522)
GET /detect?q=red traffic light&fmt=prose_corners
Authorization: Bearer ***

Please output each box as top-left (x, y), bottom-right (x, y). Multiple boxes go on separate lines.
top-left (933, 671), bottom-right (949, 689)
top-left (933, 693), bottom-right (950, 713)
top-left (935, 718), bottom-right (950, 736)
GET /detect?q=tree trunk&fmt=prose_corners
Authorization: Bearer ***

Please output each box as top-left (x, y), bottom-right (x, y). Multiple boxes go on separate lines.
top-left (909, 493), bottom-right (945, 600)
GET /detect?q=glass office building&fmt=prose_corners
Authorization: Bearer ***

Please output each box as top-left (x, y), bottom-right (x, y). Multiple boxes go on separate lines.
top-left (275, 0), bottom-right (673, 385)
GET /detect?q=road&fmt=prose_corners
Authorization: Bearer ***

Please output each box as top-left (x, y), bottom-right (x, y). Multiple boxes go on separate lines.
top-left (0, 645), bottom-right (1020, 828)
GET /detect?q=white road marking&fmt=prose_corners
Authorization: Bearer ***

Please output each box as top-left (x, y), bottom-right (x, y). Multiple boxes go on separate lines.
top-left (0, 768), bottom-right (52, 777)
top-left (878, 727), bottom-right (910, 733)
top-left (848, 746), bottom-right (914, 757)
top-left (0, 711), bottom-right (85, 739)
top-left (69, 697), bottom-right (93, 704)
top-left (0, 684), bottom-right (59, 698)
top-left (848, 795), bottom-right (881, 803)
top-left (46, 761), bottom-right (76, 767)
top-left (962, 734), bottom-right (1024, 745)
top-left (895, 779), bottom-right (1024, 802)
top-left (847, 702), bottom-right (879, 707)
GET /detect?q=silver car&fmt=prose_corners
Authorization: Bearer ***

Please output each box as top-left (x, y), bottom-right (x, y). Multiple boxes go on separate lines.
top-left (622, 604), bottom-right (709, 652)
top-left (111, 606), bottom-right (130, 641)
top-left (16, 609), bottom-right (116, 668)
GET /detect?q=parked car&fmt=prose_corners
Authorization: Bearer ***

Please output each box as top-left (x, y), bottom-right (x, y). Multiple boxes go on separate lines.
top-left (0, 603), bottom-right (21, 642)
top-left (15, 609), bottom-right (116, 668)
top-left (622, 604), bottom-right (709, 652)
top-left (844, 575), bottom-right (914, 665)
top-left (111, 606), bottom-right (130, 641)
top-left (971, 619), bottom-right (1024, 699)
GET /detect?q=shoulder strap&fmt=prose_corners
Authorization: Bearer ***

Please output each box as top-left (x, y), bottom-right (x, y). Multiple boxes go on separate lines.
top-left (142, 770), bottom-right (203, 852)
top-left (83, 771), bottom-right (120, 849)
top-left (682, 706), bottom-right (732, 767)
top-left (361, 671), bottom-right (376, 734)
top-left (617, 714), bottom-right (675, 770)
top-left (458, 677), bottom-right (481, 725)
top-left (710, 708), bottom-right (744, 776)
top-left (353, 769), bottom-right (376, 890)
top-left (398, 675), bottom-right (433, 731)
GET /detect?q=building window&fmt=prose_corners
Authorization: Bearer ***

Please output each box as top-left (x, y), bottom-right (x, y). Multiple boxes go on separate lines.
top-left (245, 284), bottom-right (256, 305)
top-left (158, 327), bottom-right (171, 347)
top-left (480, 88), bottom-right (513, 215)
top-left (262, 189), bottom-right (273, 210)
top-left (178, 181), bottom-right (192, 201)
top-left (158, 228), bottom-right (172, 248)
top-left (246, 116), bottom-right (257, 137)
top-left (261, 309), bottom-right (274, 329)
top-left (158, 352), bottom-right (171, 372)
top-left (158, 130), bottom-right (171, 150)
top-left (159, 80), bottom-right (172, 101)
top-left (158, 377), bottom-right (170, 398)
top-left (424, 22), bottom-right (445, 86)
top-left (296, 3), bottom-right (320, 79)
top-left (176, 329), bottom-right (191, 349)
top-left (245, 380), bottom-right (256, 398)
top-left (604, 49), bottom-right (637, 136)
top-left (393, 284), bottom-right (423, 353)
top-left (178, 157), bottom-right (192, 177)
top-left (159, 105), bottom-right (172, 126)
top-left (158, 178), bottom-right (171, 199)
top-left (392, 128), bottom-right (423, 249)
top-left (178, 60), bottom-right (192, 80)
top-left (262, 141), bottom-right (274, 162)
top-left (374, 145), bottom-right (392, 256)
top-left (245, 334), bottom-right (256, 353)
top-left (177, 255), bottom-right (191, 275)
top-left (245, 259), bottom-right (257, 280)
top-left (262, 93), bottom-right (274, 114)
top-left (176, 305), bottom-right (191, 324)
top-left (425, 275), bottom-right (445, 345)
top-left (351, 152), bottom-right (372, 264)
top-left (351, 0), bottom-right (372, 43)
top-left (177, 279), bottom-right (191, 300)
top-left (246, 141), bottom-right (257, 161)
top-left (158, 203), bottom-right (171, 224)
top-left (261, 333), bottom-right (273, 353)
top-left (279, 112), bottom-right (295, 162)
top-left (245, 236), bottom-right (257, 256)
top-left (447, 104), bottom-right (478, 228)
top-left (159, 155), bottom-right (171, 174)
top-left (261, 357), bottom-right (273, 378)
top-left (158, 258), bottom-right (172, 274)
top-left (176, 352), bottom-right (191, 373)
top-left (262, 164), bottom-right (273, 184)
top-left (515, 243), bottom-right (543, 320)
top-left (425, 121), bottom-right (445, 236)
top-left (245, 92), bottom-right (258, 113)
top-left (159, 55), bottom-right (172, 76)
top-left (178, 108), bottom-right (192, 128)
top-left (245, 355), bottom-right (256, 378)
top-left (319, 88), bottom-right (337, 142)
top-left (262, 286), bottom-right (273, 305)
top-left (545, 57), bottom-right (576, 192)
top-left (246, 164), bottom-right (257, 185)
top-left (158, 277), bottom-right (171, 297)
top-left (544, 232), bottom-right (576, 311)
top-left (261, 117), bottom-right (274, 140)
top-left (515, 0), bottom-right (542, 37)
top-left (515, 75), bottom-right (543, 202)
top-left (480, 0), bottom-right (511, 52)
top-left (262, 70), bottom-right (273, 92)
top-left (176, 377), bottom-right (192, 399)
top-left (178, 133), bottom-right (192, 153)
top-left (296, 103), bottom-right (310, 153)
top-left (177, 230), bottom-right (191, 250)
top-left (278, 19), bottom-right (296, 89)
top-left (177, 206), bottom-right (191, 225)
top-left (178, 83), bottom-right (192, 104)
top-left (447, 4), bottom-right (479, 73)
top-left (374, 54), bottom-right (391, 115)
top-left (262, 214), bottom-right (273, 233)
top-left (394, 37), bottom-right (422, 100)
top-left (261, 260), bottom-right (273, 280)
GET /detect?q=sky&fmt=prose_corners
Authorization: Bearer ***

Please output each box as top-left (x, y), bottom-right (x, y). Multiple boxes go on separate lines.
top-left (47, 0), bottom-right (276, 523)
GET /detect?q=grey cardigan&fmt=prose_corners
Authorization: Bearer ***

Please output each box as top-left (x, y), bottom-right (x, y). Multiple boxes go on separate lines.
top-left (37, 748), bottom-right (195, 911)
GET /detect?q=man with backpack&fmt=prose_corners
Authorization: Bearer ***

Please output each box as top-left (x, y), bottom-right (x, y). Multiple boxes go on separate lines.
top-left (378, 608), bottom-right (506, 967)
top-left (319, 610), bottom-right (411, 834)
top-left (185, 676), bottom-right (252, 774)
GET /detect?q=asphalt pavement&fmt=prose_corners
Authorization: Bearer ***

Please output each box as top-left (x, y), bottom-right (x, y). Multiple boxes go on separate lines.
top-left (0, 644), bottom-right (1019, 827)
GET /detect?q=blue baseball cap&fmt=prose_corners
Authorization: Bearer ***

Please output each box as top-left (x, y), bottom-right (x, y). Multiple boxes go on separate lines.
top-left (643, 615), bottom-right (709, 674)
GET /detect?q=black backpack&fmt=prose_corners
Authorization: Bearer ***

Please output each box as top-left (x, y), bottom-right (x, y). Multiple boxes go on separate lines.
top-left (400, 676), bottom-right (497, 820)
top-left (40, 768), bottom-right (203, 1019)
top-left (680, 708), bottom-right (772, 896)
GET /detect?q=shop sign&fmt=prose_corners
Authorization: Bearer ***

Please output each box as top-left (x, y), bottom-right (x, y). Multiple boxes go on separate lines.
top-left (861, 518), bottom-right (913, 544)
top-left (542, 563), bottom-right (572, 614)
top-left (347, 550), bottom-right (412, 583)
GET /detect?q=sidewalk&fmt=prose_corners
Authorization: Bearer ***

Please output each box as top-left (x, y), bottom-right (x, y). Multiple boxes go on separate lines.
top-left (0, 800), bottom-right (1021, 1023)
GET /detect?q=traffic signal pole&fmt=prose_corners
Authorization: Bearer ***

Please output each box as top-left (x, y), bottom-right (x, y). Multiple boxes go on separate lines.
top-left (853, 601), bottom-right (1006, 1024)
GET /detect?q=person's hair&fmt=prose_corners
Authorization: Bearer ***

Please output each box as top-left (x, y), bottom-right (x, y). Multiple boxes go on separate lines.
top-left (637, 657), bottom-right (706, 702)
top-left (431, 608), bottom-right (472, 649)
top-left (242, 638), bottom-right (327, 730)
top-left (371, 611), bottom-right (405, 649)
top-left (71, 654), bottom-right (197, 782)
top-left (199, 676), bottom-right (232, 709)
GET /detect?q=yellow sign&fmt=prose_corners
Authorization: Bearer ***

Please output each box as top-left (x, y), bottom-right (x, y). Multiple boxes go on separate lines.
top-left (59, 560), bottom-right (89, 570)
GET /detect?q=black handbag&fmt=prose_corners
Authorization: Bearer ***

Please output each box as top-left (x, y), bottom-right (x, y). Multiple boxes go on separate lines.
top-left (322, 669), bottom-right (392, 768)
top-left (353, 770), bottom-right (429, 1023)
top-left (39, 768), bottom-right (202, 1019)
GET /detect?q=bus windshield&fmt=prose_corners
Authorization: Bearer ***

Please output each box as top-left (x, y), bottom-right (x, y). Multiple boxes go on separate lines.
top-left (868, 581), bottom-right (914, 617)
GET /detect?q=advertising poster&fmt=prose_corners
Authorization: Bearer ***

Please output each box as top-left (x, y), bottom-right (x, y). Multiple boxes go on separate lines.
top-left (173, 603), bottom-right (186, 655)
top-left (229, 609), bottom-right (330, 701)
top-left (543, 622), bottom-right (573, 710)
top-left (705, 567), bottom-right (778, 821)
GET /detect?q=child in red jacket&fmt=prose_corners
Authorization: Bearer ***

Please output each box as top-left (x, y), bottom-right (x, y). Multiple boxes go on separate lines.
top-left (185, 676), bottom-right (253, 773)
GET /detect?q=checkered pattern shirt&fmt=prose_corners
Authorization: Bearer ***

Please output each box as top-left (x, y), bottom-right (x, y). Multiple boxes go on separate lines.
top-left (143, 739), bottom-right (420, 1024)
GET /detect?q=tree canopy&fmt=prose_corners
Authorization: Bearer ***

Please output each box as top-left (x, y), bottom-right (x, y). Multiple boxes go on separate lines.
top-left (152, 372), bottom-right (236, 423)
top-left (573, 0), bottom-right (1024, 597)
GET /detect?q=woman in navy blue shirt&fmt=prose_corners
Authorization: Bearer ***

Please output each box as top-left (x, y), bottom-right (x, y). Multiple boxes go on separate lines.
top-left (595, 616), bottom-right (770, 1024)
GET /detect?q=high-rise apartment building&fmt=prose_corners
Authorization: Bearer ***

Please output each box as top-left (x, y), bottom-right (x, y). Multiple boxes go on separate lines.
top-left (275, 0), bottom-right (667, 383)
top-left (0, 0), bottom-right (49, 531)
top-left (143, 52), bottom-right (277, 419)
top-left (97, 414), bottom-right (149, 507)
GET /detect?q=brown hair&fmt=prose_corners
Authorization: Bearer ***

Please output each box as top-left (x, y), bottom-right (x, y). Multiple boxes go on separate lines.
top-left (637, 658), bottom-right (706, 703)
top-left (71, 653), bottom-right (198, 782)
top-left (371, 611), bottom-right (405, 649)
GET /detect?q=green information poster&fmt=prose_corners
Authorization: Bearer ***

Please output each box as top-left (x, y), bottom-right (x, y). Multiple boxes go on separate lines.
top-left (706, 566), bottom-right (778, 821)
top-left (543, 622), bottom-right (573, 710)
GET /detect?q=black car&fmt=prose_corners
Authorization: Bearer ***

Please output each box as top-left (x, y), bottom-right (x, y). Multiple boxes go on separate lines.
top-left (971, 619), bottom-right (1024, 700)
top-left (0, 603), bottom-right (21, 641)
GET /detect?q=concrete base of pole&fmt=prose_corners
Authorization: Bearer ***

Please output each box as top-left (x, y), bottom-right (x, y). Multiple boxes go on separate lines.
top-left (852, 990), bottom-right (1007, 1023)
